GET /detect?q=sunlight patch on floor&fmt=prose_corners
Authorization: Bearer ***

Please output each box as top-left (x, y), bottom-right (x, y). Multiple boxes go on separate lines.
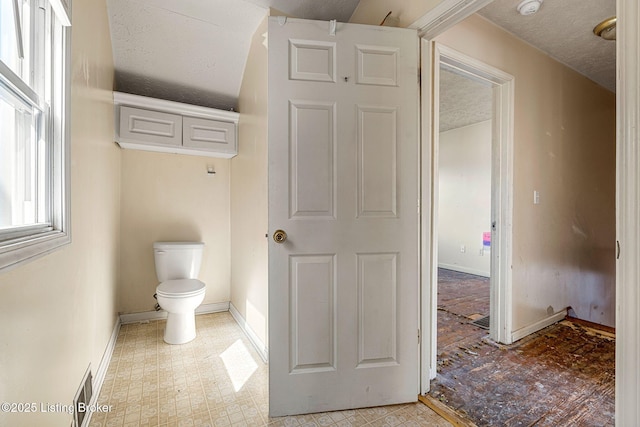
top-left (220, 338), bottom-right (258, 391)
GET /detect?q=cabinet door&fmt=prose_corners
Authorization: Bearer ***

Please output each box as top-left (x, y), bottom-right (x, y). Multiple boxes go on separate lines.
top-left (183, 116), bottom-right (237, 154)
top-left (119, 106), bottom-right (182, 146)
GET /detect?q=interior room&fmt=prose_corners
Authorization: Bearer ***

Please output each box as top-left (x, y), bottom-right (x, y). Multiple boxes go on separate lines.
top-left (429, 1), bottom-right (616, 423)
top-left (0, 0), bottom-right (631, 426)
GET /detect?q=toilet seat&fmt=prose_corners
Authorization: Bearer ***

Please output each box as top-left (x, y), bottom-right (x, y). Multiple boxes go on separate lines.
top-left (156, 279), bottom-right (205, 298)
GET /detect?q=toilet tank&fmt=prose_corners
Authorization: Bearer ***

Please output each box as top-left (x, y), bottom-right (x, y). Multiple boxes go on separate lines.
top-left (153, 242), bottom-right (204, 282)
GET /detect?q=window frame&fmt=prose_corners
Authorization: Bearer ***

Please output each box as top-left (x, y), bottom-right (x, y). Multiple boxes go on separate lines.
top-left (0, 0), bottom-right (71, 272)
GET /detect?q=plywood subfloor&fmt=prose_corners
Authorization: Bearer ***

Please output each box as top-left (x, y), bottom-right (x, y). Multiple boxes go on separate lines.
top-left (431, 268), bottom-right (615, 426)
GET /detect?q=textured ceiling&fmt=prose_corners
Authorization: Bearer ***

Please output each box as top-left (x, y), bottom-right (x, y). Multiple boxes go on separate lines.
top-left (477, 0), bottom-right (616, 92)
top-left (106, 0), bottom-right (360, 110)
top-left (440, 0), bottom-right (616, 132)
top-left (439, 67), bottom-right (493, 133)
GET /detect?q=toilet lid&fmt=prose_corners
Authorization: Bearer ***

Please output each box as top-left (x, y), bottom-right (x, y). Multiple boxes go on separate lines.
top-left (156, 279), bottom-right (205, 297)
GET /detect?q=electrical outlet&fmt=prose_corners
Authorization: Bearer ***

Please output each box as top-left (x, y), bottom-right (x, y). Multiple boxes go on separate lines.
top-left (460, 245), bottom-right (466, 253)
top-left (479, 248), bottom-right (484, 256)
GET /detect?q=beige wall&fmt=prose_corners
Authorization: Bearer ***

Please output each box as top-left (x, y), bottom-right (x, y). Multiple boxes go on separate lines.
top-left (0, 0), bottom-right (120, 425)
top-left (349, 0), bottom-right (440, 27)
top-left (119, 151), bottom-right (231, 313)
top-left (230, 15), bottom-right (269, 347)
top-left (436, 15), bottom-right (616, 329)
top-left (439, 120), bottom-right (492, 277)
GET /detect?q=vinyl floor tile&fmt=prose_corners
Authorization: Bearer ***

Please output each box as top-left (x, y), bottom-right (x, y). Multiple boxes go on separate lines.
top-left (90, 313), bottom-right (450, 427)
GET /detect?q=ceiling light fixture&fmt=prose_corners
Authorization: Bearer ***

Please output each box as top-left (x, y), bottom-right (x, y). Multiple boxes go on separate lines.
top-left (517, 0), bottom-right (543, 16)
top-left (593, 17), bottom-right (617, 41)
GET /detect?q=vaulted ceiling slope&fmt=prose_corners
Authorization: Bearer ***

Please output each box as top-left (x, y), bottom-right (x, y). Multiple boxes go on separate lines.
top-left (106, 0), bottom-right (360, 110)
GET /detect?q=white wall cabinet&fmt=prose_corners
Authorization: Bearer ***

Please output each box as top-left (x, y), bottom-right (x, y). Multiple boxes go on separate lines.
top-left (114, 92), bottom-right (239, 158)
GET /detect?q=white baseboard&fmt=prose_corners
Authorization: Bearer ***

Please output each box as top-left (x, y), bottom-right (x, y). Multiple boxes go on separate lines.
top-left (197, 301), bottom-right (231, 315)
top-left (119, 301), bottom-right (230, 324)
top-left (229, 303), bottom-right (269, 363)
top-left (511, 309), bottom-right (567, 342)
top-left (438, 263), bottom-right (490, 278)
top-left (93, 316), bottom-right (121, 398)
top-left (86, 316), bottom-right (121, 426)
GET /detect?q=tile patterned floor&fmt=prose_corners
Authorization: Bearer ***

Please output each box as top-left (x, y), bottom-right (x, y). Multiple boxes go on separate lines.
top-left (89, 312), bottom-right (451, 427)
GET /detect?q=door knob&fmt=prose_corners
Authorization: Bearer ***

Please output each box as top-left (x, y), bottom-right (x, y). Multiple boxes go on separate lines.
top-left (273, 229), bottom-right (287, 243)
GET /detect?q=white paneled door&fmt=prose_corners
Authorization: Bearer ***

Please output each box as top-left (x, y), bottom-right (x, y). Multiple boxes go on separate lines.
top-left (268, 17), bottom-right (419, 417)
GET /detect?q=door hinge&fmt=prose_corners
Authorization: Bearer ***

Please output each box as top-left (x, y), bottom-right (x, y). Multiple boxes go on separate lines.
top-left (417, 198), bottom-right (421, 214)
top-left (418, 328), bottom-right (421, 344)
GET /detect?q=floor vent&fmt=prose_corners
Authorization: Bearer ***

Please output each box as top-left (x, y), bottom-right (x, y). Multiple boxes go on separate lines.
top-left (74, 366), bottom-right (93, 427)
top-left (471, 315), bottom-right (490, 329)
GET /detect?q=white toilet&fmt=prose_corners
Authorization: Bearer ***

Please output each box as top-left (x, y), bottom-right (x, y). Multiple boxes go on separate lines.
top-left (153, 242), bottom-right (206, 344)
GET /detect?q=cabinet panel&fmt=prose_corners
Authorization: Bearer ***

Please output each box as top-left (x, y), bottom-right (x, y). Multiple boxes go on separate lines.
top-left (119, 106), bottom-right (182, 146)
top-left (114, 92), bottom-right (239, 158)
top-left (183, 117), bottom-right (237, 154)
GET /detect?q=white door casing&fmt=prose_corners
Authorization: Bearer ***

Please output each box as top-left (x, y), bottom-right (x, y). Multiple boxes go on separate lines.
top-left (616, 0), bottom-right (640, 424)
top-left (268, 17), bottom-right (420, 416)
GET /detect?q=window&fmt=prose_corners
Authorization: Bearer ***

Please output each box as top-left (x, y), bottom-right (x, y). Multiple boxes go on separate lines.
top-left (0, 0), bottom-right (71, 271)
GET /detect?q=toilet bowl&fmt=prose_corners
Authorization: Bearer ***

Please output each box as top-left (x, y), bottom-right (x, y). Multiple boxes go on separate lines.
top-left (153, 242), bottom-right (206, 344)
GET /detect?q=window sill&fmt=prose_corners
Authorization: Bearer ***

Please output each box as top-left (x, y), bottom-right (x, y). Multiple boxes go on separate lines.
top-left (0, 230), bottom-right (71, 272)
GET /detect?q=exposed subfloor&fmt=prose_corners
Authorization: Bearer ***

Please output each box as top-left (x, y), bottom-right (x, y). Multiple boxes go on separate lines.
top-left (430, 268), bottom-right (615, 426)
top-left (90, 311), bottom-right (452, 427)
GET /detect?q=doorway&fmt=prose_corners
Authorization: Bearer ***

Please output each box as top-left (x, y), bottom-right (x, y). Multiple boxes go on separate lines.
top-left (421, 42), bottom-right (515, 393)
top-left (437, 62), bottom-right (493, 338)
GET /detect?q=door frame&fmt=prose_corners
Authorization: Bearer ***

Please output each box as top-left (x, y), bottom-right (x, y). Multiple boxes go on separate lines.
top-left (435, 43), bottom-right (515, 343)
top-left (412, 1), bottom-right (498, 393)
top-left (419, 38), bottom-right (514, 392)
top-left (616, 0), bottom-right (640, 424)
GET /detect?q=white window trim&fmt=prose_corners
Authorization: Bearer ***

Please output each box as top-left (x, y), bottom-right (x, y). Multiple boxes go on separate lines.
top-left (49, 0), bottom-right (71, 27)
top-left (0, 0), bottom-right (72, 272)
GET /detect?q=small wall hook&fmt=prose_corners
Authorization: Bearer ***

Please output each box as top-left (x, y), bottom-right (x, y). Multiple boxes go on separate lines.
top-left (207, 166), bottom-right (216, 175)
